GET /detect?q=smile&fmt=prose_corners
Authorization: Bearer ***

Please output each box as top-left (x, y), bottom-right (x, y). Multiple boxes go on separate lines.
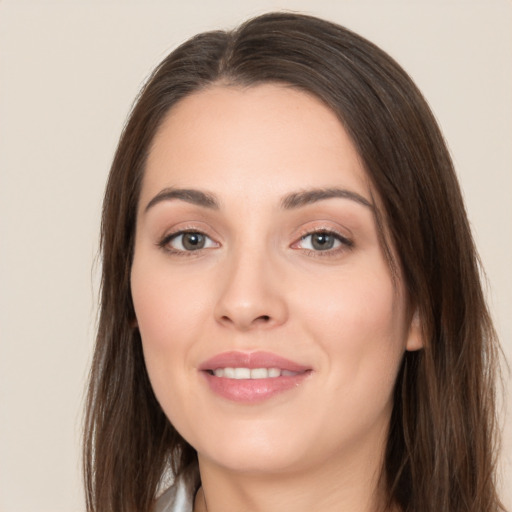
top-left (199, 351), bottom-right (312, 402)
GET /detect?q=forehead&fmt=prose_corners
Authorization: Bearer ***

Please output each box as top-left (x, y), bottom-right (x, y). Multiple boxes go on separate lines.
top-left (142, 83), bottom-right (370, 204)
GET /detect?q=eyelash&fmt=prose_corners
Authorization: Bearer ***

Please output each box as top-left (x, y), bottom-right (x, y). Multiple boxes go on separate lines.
top-left (157, 230), bottom-right (218, 257)
top-left (157, 228), bottom-right (353, 258)
top-left (293, 228), bottom-right (353, 257)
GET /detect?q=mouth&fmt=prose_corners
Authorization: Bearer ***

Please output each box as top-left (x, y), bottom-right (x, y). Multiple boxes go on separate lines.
top-left (199, 351), bottom-right (312, 403)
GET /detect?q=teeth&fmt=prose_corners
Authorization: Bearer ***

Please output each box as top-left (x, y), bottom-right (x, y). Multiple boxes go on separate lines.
top-left (234, 368), bottom-right (251, 379)
top-left (268, 368), bottom-right (281, 378)
top-left (212, 367), bottom-right (299, 379)
top-left (251, 368), bottom-right (281, 379)
top-left (223, 368), bottom-right (235, 378)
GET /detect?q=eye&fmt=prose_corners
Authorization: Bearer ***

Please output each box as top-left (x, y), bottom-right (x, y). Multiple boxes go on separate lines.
top-left (294, 230), bottom-right (352, 252)
top-left (161, 231), bottom-right (218, 253)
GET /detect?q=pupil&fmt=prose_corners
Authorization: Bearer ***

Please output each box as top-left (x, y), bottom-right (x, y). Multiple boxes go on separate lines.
top-left (312, 233), bottom-right (334, 250)
top-left (183, 233), bottom-right (205, 250)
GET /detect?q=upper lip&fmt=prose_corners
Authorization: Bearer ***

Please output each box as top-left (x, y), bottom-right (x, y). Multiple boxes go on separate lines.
top-left (199, 351), bottom-right (311, 372)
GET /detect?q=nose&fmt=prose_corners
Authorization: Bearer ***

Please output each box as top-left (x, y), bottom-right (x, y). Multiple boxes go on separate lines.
top-left (213, 250), bottom-right (288, 331)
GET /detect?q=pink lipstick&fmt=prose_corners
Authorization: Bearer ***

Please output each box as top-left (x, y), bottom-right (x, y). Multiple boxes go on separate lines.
top-left (199, 351), bottom-right (312, 403)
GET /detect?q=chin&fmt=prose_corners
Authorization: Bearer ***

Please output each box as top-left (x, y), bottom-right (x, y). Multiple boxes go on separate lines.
top-left (190, 419), bottom-right (327, 475)
top-left (199, 444), bottom-right (308, 475)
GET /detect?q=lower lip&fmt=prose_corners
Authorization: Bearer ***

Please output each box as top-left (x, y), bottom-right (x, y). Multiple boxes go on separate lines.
top-left (202, 372), bottom-right (310, 403)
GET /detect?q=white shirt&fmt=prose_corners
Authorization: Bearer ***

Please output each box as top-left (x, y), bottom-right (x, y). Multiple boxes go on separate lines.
top-left (154, 479), bottom-right (194, 512)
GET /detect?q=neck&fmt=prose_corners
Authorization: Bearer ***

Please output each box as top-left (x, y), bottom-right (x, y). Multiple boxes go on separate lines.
top-left (194, 437), bottom-right (392, 512)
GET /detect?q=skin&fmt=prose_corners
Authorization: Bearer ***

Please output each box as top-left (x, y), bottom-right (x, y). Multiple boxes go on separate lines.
top-left (131, 84), bottom-right (422, 512)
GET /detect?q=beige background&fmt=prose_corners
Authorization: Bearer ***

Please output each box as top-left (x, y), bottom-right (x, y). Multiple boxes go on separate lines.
top-left (0, 1), bottom-right (510, 511)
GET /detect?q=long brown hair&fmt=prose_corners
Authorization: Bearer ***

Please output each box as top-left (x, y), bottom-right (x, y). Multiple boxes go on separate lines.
top-left (83, 12), bottom-right (505, 512)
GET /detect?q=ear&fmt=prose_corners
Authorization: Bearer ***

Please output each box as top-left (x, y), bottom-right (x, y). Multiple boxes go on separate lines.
top-left (405, 308), bottom-right (424, 351)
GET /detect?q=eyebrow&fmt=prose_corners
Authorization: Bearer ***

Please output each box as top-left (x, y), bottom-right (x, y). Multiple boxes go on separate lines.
top-left (144, 186), bottom-right (373, 213)
top-left (144, 188), bottom-right (220, 212)
top-left (281, 187), bottom-right (373, 210)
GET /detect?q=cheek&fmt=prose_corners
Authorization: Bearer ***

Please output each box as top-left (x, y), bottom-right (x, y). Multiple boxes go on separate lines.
top-left (296, 260), bottom-right (407, 402)
top-left (131, 254), bottom-right (209, 349)
top-left (130, 256), bottom-right (209, 411)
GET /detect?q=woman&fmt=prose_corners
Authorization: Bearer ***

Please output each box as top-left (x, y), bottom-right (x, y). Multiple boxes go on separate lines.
top-left (83, 12), bottom-right (505, 512)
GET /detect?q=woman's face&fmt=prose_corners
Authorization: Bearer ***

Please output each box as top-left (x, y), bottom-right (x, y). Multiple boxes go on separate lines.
top-left (131, 84), bottom-right (421, 475)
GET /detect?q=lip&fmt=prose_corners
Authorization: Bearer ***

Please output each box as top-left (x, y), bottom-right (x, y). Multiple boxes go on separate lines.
top-left (199, 351), bottom-right (311, 372)
top-left (199, 351), bottom-right (312, 403)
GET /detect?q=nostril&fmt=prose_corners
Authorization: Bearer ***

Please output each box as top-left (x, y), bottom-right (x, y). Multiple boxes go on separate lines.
top-left (218, 313), bottom-right (275, 328)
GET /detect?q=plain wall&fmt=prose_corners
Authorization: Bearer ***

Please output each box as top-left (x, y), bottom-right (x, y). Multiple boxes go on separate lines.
top-left (0, 1), bottom-right (510, 511)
